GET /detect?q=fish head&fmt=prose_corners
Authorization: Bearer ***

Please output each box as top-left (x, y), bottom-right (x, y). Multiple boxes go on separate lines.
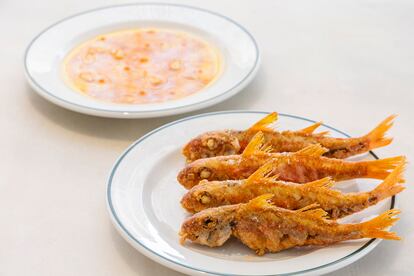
top-left (179, 206), bottom-right (236, 247)
top-left (182, 131), bottom-right (241, 162)
top-left (177, 156), bottom-right (241, 189)
top-left (181, 180), bottom-right (238, 212)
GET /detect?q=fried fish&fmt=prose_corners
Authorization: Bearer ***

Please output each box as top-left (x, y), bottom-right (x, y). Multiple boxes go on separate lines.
top-left (180, 194), bottom-right (401, 255)
top-left (181, 161), bottom-right (405, 217)
top-left (182, 112), bottom-right (395, 161)
top-left (178, 132), bottom-right (405, 189)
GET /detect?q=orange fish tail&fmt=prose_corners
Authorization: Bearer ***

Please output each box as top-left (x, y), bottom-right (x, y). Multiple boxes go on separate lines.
top-left (364, 115), bottom-right (396, 150)
top-left (360, 209), bottom-right (401, 240)
top-left (370, 163), bottom-right (406, 201)
top-left (365, 156), bottom-right (406, 180)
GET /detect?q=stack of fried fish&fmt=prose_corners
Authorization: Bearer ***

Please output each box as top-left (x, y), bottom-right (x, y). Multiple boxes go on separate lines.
top-left (177, 112), bottom-right (406, 255)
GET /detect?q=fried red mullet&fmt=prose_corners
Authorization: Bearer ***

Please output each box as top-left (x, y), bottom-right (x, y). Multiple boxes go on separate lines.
top-left (178, 132), bottom-right (405, 189)
top-left (180, 194), bottom-right (401, 255)
top-left (181, 161), bottom-right (405, 218)
top-left (182, 112), bottom-right (395, 161)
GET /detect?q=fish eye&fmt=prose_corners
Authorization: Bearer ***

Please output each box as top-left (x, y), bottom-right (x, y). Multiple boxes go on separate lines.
top-left (205, 137), bottom-right (218, 150)
top-left (197, 192), bottom-right (212, 204)
top-left (202, 217), bottom-right (217, 228)
top-left (199, 168), bottom-right (212, 179)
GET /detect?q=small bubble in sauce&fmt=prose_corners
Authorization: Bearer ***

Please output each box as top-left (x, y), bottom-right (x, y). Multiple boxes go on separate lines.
top-left (169, 60), bottom-right (181, 71)
top-left (111, 49), bottom-right (124, 60)
top-left (98, 79), bottom-right (105, 84)
top-left (139, 90), bottom-right (147, 96)
top-left (139, 57), bottom-right (149, 63)
top-left (79, 72), bottom-right (94, 82)
top-left (122, 95), bottom-right (135, 103)
top-left (89, 47), bottom-right (105, 54)
top-left (184, 75), bottom-right (196, 80)
top-left (160, 42), bottom-right (170, 50)
top-left (83, 54), bottom-right (95, 64)
top-left (124, 66), bottom-right (130, 71)
top-left (149, 76), bottom-right (163, 85)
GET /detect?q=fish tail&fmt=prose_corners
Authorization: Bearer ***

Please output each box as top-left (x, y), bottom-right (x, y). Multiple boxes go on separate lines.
top-left (364, 115), bottom-right (396, 150)
top-left (365, 156), bottom-right (406, 180)
top-left (360, 209), bottom-right (401, 240)
top-left (369, 162), bottom-right (406, 202)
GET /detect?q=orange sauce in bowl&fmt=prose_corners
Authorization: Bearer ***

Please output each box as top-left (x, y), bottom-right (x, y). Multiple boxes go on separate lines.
top-left (63, 28), bottom-right (221, 104)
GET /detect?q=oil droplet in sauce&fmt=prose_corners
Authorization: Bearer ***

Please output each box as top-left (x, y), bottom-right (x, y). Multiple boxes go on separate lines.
top-left (63, 28), bottom-right (222, 104)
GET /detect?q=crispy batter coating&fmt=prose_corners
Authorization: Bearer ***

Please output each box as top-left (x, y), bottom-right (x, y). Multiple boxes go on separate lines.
top-left (181, 162), bottom-right (405, 218)
top-left (180, 194), bottom-right (401, 255)
top-left (182, 112), bottom-right (396, 162)
top-left (177, 132), bottom-right (405, 189)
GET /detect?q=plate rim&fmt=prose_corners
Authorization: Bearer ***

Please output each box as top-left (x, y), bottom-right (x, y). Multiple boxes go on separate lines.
top-left (23, 3), bottom-right (260, 118)
top-left (106, 110), bottom-right (395, 276)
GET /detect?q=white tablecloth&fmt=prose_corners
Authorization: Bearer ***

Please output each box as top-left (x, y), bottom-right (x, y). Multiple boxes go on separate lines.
top-left (1, 0), bottom-right (413, 275)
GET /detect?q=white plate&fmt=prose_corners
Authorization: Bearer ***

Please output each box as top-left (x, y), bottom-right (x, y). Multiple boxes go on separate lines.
top-left (24, 4), bottom-right (259, 118)
top-left (107, 111), bottom-right (396, 276)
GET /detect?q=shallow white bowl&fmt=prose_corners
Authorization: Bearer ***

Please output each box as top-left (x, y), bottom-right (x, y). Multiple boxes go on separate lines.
top-left (24, 4), bottom-right (259, 118)
top-left (107, 111), bottom-right (396, 276)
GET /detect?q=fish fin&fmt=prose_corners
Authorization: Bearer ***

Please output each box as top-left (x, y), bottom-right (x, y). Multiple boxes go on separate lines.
top-left (246, 162), bottom-right (279, 185)
top-left (297, 122), bottom-right (323, 135)
top-left (364, 115), bottom-right (396, 150)
top-left (296, 204), bottom-right (330, 219)
top-left (370, 162), bottom-right (406, 202)
top-left (365, 156), bottom-right (406, 180)
top-left (303, 177), bottom-right (335, 189)
top-left (247, 112), bottom-right (278, 133)
top-left (361, 209), bottom-right (401, 240)
top-left (242, 131), bottom-right (273, 156)
top-left (315, 131), bottom-right (330, 137)
top-left (247, 194), bottom-right (275, 209)
top-left (295, 144), bottom-right (329, 157)
top-left (296, 203), bottom-right (320, 212)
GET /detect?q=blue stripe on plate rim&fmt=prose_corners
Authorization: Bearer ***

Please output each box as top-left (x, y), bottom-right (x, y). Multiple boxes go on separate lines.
top-left (106, 110), bottom-right (395, 276)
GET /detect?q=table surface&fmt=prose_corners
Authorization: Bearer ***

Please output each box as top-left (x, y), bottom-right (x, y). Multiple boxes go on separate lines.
top-left (2, 0), bottom-right (413, 275)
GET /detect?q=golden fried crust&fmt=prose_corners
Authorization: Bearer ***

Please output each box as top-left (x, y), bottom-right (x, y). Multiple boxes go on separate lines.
top-left (177, 155), bottom-right (263, 189)
top-left (181, 177), bottom-right (387, 219)
top-left (180, 197), bottom-right (400, 255)
top-left (232, 208), bottom-right (361, 254)
top-left (182, 130), bottom-right (242, 162)
top-left (240, 130), bottom-right (368, 159)
top-left (183, 129), bottom-right (371, 161)
top-left (180, 180), bottom-right (246, 213)
top-left (183, 114), bottom-right (395, 161)
top-left (177, 152), bottom-right (374, 189)
top-left (270, 155), bottom-right (368, 183)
